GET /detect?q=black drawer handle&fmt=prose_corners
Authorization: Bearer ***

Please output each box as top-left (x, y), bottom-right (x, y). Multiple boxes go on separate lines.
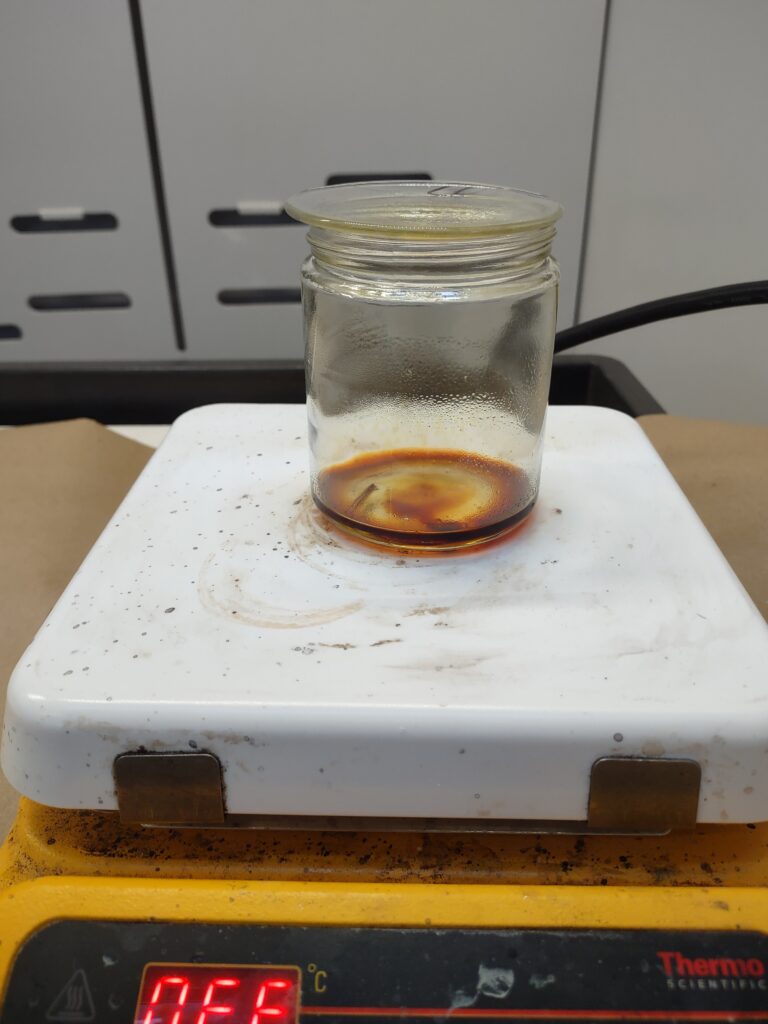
top-left (209, 208), bottom-right (296, 227)
top-left (325, 172), bottom-right (432, 185)
top-left (11, 212), bottom-right (118, 233)
top-left (28, 292), bottom-right (131, 311)
top-left (0, 323), bottom-right (22, 339)
top-left (218, 288), bottom-right (300, 305)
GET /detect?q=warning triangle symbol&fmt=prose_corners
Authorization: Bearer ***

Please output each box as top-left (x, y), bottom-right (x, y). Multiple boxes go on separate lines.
top-left (45, 969), bottom-right (96, 1022)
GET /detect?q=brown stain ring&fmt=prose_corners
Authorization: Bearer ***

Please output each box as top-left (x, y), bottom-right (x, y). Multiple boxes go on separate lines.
top-left (197, 550), bottom-right (363, 629)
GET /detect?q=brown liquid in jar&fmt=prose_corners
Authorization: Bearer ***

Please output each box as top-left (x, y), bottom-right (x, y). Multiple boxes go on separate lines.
top-left (314, 448), bottom-right (534, 550)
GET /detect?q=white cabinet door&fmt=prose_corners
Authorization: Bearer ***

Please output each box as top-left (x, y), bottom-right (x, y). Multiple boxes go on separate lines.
top-left (0, 0), bottom-right (176, 361)
top-left (143, 0), bottom-right (606, 358)
top-left (579, 0), bottom-right (768, 423)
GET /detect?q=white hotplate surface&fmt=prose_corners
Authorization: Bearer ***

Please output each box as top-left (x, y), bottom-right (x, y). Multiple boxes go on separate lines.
top-left (3, 405), bottom-right (767, 823)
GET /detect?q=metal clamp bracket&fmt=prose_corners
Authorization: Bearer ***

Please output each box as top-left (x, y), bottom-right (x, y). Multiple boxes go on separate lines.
top-left (114, 752), bottom-right (225, 825)
top-left (588, 756), bottom-right (701, 833)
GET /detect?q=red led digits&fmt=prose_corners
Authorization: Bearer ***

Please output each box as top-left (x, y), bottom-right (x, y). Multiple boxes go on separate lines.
top-left (251, 980), bottom-right (290, 1024)
top-left (143, 976), bottom-right (190, 1024)
top-left (134, 966), bottom-right (299, 1024)
top-left (196, 978), bottom-right (240, 1023)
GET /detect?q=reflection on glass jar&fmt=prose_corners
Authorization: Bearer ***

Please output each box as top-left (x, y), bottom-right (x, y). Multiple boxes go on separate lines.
top-left (286, 182), bottom-right (562, 551)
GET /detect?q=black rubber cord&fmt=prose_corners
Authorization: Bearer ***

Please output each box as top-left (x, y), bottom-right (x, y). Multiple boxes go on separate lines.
top-left (555, 280), bottom-right (768, 353)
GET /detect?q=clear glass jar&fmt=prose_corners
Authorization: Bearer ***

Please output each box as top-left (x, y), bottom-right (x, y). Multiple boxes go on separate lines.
top-left (285, 182), bottom-right (562, 551)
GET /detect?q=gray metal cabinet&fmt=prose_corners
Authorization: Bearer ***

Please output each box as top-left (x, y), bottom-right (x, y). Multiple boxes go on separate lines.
top-left (0, 0), bottom-right (176, 361)
top-left (143, 0), bottom-right (607, 358)
top-left (579, 0), bottom-right (768, 423)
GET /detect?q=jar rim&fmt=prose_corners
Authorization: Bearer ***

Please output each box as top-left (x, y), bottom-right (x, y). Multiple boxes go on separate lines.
top-left (285, 181), bottom-right (562, 239)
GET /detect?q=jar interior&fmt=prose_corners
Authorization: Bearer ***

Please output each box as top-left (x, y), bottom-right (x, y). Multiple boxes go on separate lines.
top-left (306, 284), bottom-right (557, 550)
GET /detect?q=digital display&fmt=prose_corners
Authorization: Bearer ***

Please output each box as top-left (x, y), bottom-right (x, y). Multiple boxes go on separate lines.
top-left (5, 923), bottom-right (768, 1024)
top-left (134, 965), bottom-right (300, 1024)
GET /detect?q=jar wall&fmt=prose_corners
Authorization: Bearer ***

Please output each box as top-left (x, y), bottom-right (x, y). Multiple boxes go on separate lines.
top-left (303, 256), bottom-right (559, 549)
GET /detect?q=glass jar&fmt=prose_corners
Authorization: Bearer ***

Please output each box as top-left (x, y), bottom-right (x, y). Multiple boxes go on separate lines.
top-left (285, 181), bottom-right (562, 551)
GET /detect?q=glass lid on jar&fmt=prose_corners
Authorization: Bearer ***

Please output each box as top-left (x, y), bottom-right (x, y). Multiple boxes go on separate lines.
top-left (285, 181), bottom-right (562, 239)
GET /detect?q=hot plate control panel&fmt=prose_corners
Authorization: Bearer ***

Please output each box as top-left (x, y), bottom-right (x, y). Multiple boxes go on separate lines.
top-left (2, 924), bottom-right (767, 1023)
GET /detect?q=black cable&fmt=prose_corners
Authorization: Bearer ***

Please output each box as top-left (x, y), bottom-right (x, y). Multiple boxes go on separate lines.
top-left (556, 280), bottom-right (768, 353)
